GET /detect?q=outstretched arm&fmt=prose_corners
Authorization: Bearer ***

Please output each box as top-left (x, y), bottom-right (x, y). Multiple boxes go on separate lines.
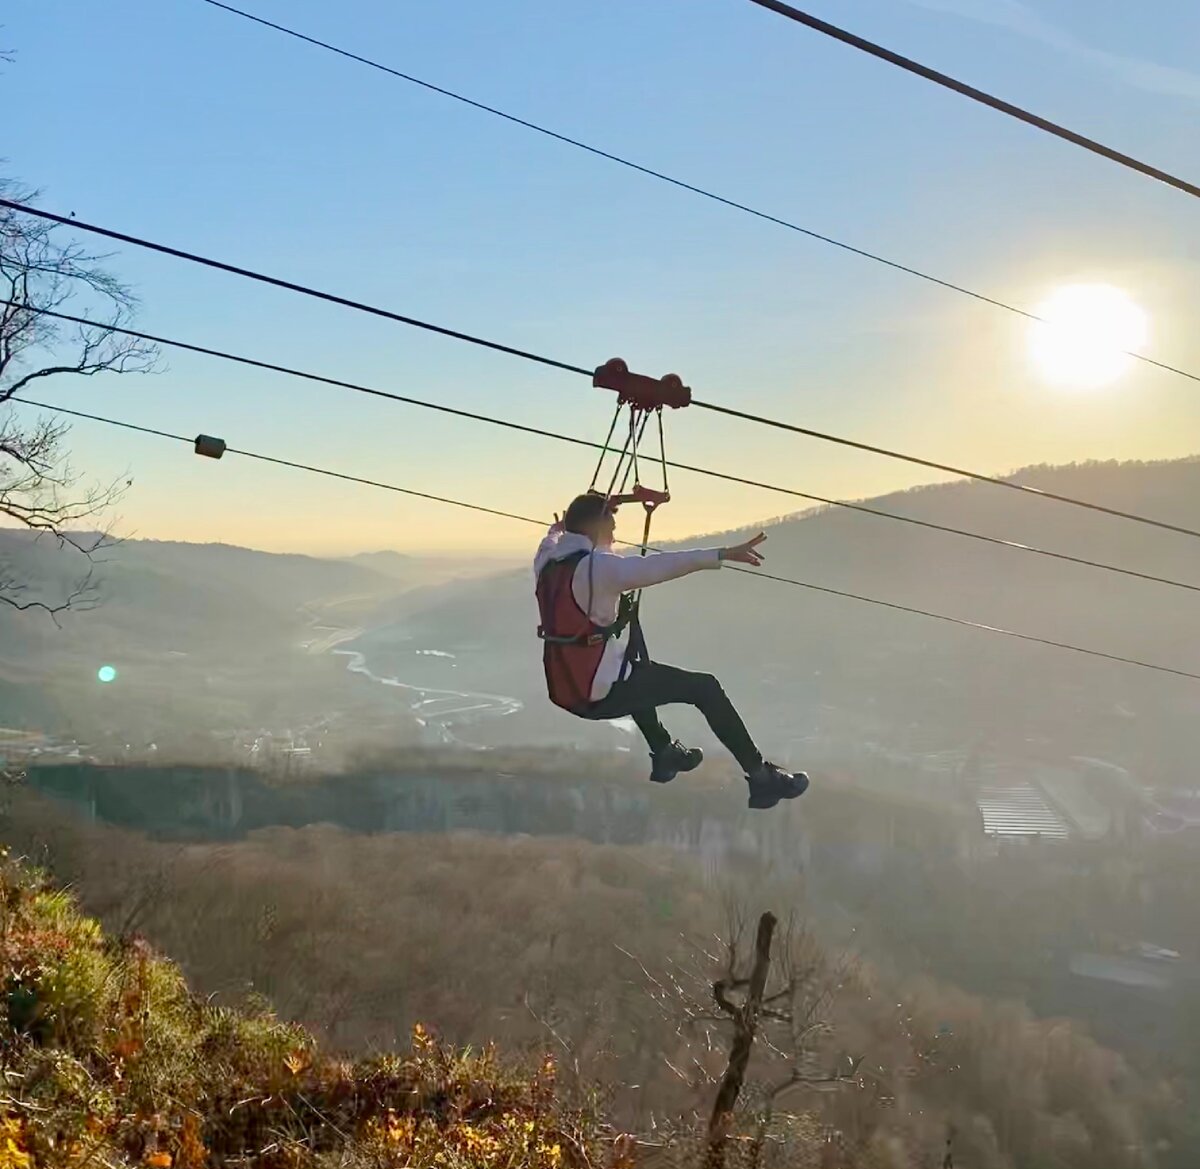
top-left (596, 546), bottom-right (721, 592)
top-left (594, 533), bottom-right (767, 592)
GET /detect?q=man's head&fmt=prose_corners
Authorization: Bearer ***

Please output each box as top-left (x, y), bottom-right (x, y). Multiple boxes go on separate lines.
top-left (563, 490), bottom-right (616, 547)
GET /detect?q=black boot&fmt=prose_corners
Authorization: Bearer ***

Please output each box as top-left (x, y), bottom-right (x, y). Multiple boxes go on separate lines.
top-left (649, 741), bottom-right (704, 784)
top-left (745, 762), bottom-right (810, 809)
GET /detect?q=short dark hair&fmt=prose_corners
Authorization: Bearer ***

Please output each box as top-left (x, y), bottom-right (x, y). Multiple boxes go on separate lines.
top-left (563, 491), bottom-right (609, 533)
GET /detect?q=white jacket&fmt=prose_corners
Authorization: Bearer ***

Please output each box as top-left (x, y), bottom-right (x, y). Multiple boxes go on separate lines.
top-left (533, 528), bottom-right (723, 701)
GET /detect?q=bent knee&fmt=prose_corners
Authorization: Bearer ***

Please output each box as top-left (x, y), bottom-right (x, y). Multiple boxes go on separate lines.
top-left (691, 672), bottom-right (725, 700)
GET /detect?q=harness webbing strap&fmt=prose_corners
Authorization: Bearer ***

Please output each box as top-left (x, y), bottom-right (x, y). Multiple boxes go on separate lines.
top-left (537, 596), bottom-right (635, 645)
top-left (588, 402), bottom-right (623, 494)
top-left (536, 551), bottom-right (635, 646)
top-left (656, 408), bottom-right (669, 499)
top-left (591, 404), bottom-right (657, 506)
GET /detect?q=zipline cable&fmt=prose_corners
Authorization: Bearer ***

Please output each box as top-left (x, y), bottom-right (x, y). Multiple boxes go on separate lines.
top-left (744, 0), bottom-right (1200, 201)
top-left (193, 0), bottom-right (1200, 381)
top-left (689, 398), bottom-right (1200, 540)
top-left (0, 199), bottom-right (589, 378)
top-left (13, 394), bottom-right (1200, 683)
top-left (5, 199), bottom-right (1197, 539)
top-left (13, 301), bottom-right (1200, 595)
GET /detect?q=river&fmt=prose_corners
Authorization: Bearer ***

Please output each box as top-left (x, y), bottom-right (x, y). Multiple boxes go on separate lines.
top-left (333, 626), bottom-right (639, 751)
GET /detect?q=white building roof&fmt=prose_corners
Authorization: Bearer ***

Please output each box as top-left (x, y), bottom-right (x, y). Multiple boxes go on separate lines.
top-left (977, 783), bottom-right (1069, 839)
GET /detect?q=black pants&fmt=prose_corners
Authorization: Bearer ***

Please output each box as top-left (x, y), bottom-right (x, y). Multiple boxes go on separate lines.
top-left (585, 661), bottom-right (763, 774)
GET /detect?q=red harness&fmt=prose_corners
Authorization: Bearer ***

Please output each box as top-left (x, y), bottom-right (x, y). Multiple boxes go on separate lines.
top-left (535, 551), bottom-right (635, 713)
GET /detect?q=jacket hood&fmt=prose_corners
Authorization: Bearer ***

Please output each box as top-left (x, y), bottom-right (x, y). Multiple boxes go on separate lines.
top-left (533, 531), bottom-right (594, 578)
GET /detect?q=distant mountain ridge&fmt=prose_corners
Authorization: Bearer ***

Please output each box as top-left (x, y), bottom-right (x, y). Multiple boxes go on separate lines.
top-left (0, 531), bottom-right (398, 626)
top-left (372, 456), bottom-right (1200, 781)
top-left (343, 549), bottom-right (522, 584)
top-left (0, 533), bottom-right (521, 622)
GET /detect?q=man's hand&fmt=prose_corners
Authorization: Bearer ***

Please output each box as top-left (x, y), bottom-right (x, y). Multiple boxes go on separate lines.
top-left (719, 532), bottom-right (767, 566)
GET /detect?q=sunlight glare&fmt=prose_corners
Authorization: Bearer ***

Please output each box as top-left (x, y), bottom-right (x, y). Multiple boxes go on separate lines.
top-left (1028, 284), bottom-right (1148, 390)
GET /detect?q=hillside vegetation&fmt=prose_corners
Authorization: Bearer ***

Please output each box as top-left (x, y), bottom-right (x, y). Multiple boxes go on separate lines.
top-left (0, 846), bottom-right (606, 1169)
top-left (4, 789), bottom-right (1195, 1169)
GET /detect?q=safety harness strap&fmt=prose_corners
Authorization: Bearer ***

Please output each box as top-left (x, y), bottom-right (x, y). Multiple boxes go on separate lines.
top-left (536, 552), bottom-right (637, 646)
top-left (537, 592), bottom-right (636, 646)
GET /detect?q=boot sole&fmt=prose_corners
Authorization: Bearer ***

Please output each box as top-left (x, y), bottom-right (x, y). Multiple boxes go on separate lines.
top-left (650, 763), bottom-right (702, 784)
top-left (649, 755), bottom-right (703, 784)
top-left (747, 775), bottom-right (810, 810)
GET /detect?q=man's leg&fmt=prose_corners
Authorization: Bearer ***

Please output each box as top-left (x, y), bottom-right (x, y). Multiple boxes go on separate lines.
top-left (605, 686), bottom-right (699, 784)
top-left (592, 662), bottom-right (764, 774)
top-left (628, 709), bottom-right (672, 755)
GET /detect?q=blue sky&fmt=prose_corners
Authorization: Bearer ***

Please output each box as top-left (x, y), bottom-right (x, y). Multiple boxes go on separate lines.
top-left (5, 0), bottom-right (1200, 553)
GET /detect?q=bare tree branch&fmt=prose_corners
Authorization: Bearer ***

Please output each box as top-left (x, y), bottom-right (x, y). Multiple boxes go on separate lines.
top-left (523, 992), bottom-right (582, 1082)
top-left (762, 1055), bottom-right (865, 1104)
top-left (0, 176), bottom-right (157, 616)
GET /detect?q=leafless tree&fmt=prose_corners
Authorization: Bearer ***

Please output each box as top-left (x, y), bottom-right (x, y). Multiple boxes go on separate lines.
top-left (619, 906), bottom-right (862, 1169)
top-left (0, 178), bottom-right (157, 617)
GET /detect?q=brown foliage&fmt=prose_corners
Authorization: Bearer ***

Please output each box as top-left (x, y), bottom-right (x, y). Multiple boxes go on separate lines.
top-left (1, 790), bottom-right (1190, 1167)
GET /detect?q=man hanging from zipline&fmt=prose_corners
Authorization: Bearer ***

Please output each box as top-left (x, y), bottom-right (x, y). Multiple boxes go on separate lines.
top-left (530, 364), bottom-right (811, 816)
top-left (534, 359), bottom-right (809, 808)
top-left (534, 488), bottom-right (809, 809)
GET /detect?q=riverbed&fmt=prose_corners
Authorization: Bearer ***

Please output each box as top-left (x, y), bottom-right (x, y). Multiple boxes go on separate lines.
top-left (334, 626), bottom-right (639, 751)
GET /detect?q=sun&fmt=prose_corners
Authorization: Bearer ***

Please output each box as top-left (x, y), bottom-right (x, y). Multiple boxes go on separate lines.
top-left (1028, 284), bottom-right (1148, 390)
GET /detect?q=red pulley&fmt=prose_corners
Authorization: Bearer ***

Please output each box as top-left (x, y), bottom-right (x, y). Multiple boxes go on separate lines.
top-left (593, 358), bottom-right (691, 410)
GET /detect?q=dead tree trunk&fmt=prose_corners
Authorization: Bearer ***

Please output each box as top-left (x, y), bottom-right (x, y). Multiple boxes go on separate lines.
top-left (705, 911), bottom-right (777, 1169)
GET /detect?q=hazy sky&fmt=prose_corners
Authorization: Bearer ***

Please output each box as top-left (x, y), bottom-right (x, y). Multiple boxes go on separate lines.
top-left (5, 0), bottom-right (1200, 554)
